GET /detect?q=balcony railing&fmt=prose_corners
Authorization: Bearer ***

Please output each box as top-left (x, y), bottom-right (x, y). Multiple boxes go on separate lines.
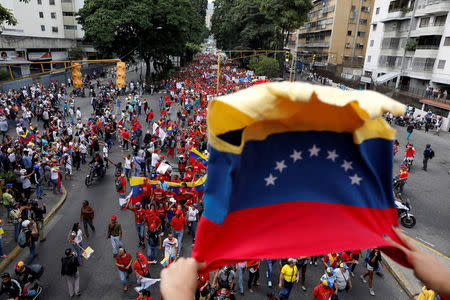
top-left (416, 45), bottom-right (439, 50)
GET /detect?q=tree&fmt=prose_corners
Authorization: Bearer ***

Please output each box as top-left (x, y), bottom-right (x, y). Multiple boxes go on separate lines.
top-left (68, 47), bottom-right (85, 60)
top-left (78, 0), bottom-right (206, 82)
top-left (211, 0), bottom-right (313, 51)
top-left (0, 0), bottom-right (30, 26)
top-left (248, 55), bottom-right (281, 78)
top-left (260, 0), bottom-right (313, 47)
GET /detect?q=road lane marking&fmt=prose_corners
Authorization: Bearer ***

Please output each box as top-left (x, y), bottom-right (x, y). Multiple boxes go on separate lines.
top-left (415, 237), bottom-right (435, 248)
top-left (406, 234), bottom-right (450, 261)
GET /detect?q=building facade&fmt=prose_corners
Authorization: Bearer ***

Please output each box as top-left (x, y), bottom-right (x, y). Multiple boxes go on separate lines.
top-left (364, 0), bottom-right (450, 92)
top-left (296, 0), bottom-right (375, 74)
top-left (0, 0), bottom-right (93, 76)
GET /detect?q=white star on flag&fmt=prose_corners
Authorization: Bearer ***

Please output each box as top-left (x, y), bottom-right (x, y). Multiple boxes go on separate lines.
top-left (264, 174), bottom-right (277, 186)
top-left (326, 149), bottom-right (339, 162)
top-left (290, 149), bottom-right (302, 162)
top-left (349, 173), bottom-right (362, 185)
top-left (341, 160), bottom-right (353, 172)
top-left (274, 160), bottom-right (287, 173)
top-left (308, 144), bottom-right (320, 157)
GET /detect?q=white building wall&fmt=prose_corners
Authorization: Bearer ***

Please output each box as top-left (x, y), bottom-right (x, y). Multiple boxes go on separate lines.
top-left (2, 0), bottom-right (84, 40)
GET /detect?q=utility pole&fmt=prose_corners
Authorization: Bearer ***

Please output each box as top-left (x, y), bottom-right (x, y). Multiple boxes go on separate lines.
top-left (396, 0), bottom-right (417, 89)
top-left (293, 29), bottom-right (299, 81)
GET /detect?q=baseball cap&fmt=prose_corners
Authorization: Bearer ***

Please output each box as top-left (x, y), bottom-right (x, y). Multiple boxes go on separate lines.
top-left (143, 178), bottom-right (148, 181)
top-left (322, 280), bottom-right (328, 286)
top-left (136, 202), bottom-right (141, 206)
top-left (326, 267), bottom-right (335, 274)
top-left (340, 263), bottom-right (349, 270)
top-left (175, 210), bottom-right (182, 215)
top-left (169, 197), bottom-right (176, 203)
top-left (150, 223), bottom-right (157, 229)
top-left (148, 209), bottom-right (155, 214)
top-left (21, 220), bottom-right (31, 228)
top-left (137, 252), bottom-right (145, 259)
top-left (111, 215), bottom-right (117, 220)
top-left (16, 261), bottom-right (24, 269)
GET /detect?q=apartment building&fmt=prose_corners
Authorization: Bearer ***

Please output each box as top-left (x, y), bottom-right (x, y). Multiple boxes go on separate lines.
top-left (0, 0), bottom-right (93, 75)
top-left (296, 0), bottom-right (375, 75)
top-left (364, 0), bottom-right (450, 92)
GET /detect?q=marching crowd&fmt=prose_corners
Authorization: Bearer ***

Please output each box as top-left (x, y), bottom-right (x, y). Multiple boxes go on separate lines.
top-left (0, 49), bottom-right (448, 300)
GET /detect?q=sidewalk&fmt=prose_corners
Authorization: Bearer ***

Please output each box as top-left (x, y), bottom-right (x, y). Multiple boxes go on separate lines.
top-left (383, 236), bottom-right (450, 298)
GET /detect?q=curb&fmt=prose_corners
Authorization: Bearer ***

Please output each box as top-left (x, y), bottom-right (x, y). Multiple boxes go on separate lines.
top-left (381, 253), bottom-right (414, 299)
top-left (0, 185), bottom-right (68, 273)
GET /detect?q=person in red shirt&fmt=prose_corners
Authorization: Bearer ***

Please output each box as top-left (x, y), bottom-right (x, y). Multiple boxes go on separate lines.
top-left (146, 209), bottom-right (162, 231)
top-left (136, 289), bottom-right (153, 300)
top-left (341, 250), bottom-right (361, 276)
top-left (133, 252), bottom-right (150, 289)
top-left (114, 247), bottom-right (133, 291)
top-left (405, 145), bottom-right (415, 158)
top-left (156, 202), bottom-right (168, 232)
top-left (183, 166), bottom-right (195, 182)
top-left (129, 202), bottom-right (146, 248)
top-left (122, 129), bottom-right (130, 150)
top-left (196, 271), bottom-right (210, 299)
top-left (177, 183), bottom-right (191, 206)
top-left (141, 178), bottom-right (153, 209)
top-left (313, 280), bottom-right (334, 300)
top-left (152, 185), bottom-right (166, 205)
top-left (172, 175), bottom-right (181, 183)
top-left (118, 174), bottom-right (126, 197)
top-left (165, 187), bottom-right (177, 203)
top-left (146, 109), bottom-right (154, 123)
top-left (170, 210), bottom-right (186, 257)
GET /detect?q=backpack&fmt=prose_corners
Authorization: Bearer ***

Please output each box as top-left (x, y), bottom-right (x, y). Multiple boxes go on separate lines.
top-left (115, 179), bottom-right (122, 191)
top-left (18, 230), bottom-right (28, 248)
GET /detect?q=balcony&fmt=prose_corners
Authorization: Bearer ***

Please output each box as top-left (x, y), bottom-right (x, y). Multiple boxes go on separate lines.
top-left (415, 0), bottom-right (450, 17)
top-left (411, 25), bottom-right (445, 37)
top-left (298, 42), bottom-right (330, 48)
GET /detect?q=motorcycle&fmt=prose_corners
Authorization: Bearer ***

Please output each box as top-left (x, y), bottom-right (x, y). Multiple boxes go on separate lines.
top-left (17, 264), bottom-right (44, 299)
top-left (393, 177), bottom-right (406, 197)
top-left (85, 162), bottom-right (106, 186)
top-left (395, 198), bottom-right (416, 228)
top-left (212, 287), bottom-right (235, 300)
top-left (403, 156), bottom-right (414, 172)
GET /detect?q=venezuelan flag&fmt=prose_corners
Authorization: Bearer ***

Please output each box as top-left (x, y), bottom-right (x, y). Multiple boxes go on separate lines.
top-left (128, 177), bottom-right (143, 207)
top-left (192, 82), bottom-right (409, 271)
top-left (19, 130), bottom-right (34, 143)
top-left (189, 148), bottom-right (208, 166)
top-left (160, 254), bottom-right (173, 268)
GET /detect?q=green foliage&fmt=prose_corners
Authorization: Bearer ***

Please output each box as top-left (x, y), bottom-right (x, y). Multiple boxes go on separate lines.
top-left (0, 69), bottom-right (13, 81)
top-left (0, 171), bottom-right (16, 184)
top-left (211, 0), bottom-right (312, 51)
top-left (68, 47), bottom-right (86, 60)
top-left (248, 55), bottom-right (281, 78)
top-left (77, 0), bottom-right (206, 81)
top-left (0, 0), bottom-right (30, 26)
top-left (405, 39), bottom-right (417, 51)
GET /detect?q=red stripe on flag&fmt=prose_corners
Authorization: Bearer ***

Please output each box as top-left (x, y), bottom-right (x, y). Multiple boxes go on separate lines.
top-left (192, 201), bottom-right (408, 272)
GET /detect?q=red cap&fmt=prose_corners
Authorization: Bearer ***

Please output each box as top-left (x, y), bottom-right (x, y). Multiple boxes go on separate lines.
top-left (150, 223), bottom-right (157, 229)
top-left (143, 178), bottom-right (148, 181)
top-left (148, 209), bottom-right (155, 214)
top-left (175, 210), bottom-right (182, 215)
top-left (111, 215), bottom-right (117, 220)
top-left (137, 252), bottom-right (145, 259)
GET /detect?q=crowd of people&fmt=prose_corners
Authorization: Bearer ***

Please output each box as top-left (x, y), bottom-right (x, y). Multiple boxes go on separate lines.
top-left (0, 47), bottom-right (448, 300)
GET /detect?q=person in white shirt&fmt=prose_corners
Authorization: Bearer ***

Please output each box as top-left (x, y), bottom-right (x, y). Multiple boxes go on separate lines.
top-left (334, 263), bottom-right (352, 296)
top-left (151, 151), bottom-right (160, 168)
top-left (187, 203), bottom-right (199, 242)
top-left (50, 166), bottom-right (61, 193)
top-left (162, 233), bottom-right (178, 259)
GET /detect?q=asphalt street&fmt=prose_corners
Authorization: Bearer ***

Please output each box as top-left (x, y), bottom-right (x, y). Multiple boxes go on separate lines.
top-left (7, 69), bottom-right (450, 299)
top-left (3, 80), bottom-right (409, 299)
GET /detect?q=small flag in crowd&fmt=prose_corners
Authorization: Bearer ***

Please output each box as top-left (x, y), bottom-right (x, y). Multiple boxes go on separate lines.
top-left (192, 82), bottom-right (409, 271)
top-left (19, 130), bottom-right (34, 143)
top-left (189, 148), bottom-right (208, 166)
top-left (160, 254), bottom-right (173, 268)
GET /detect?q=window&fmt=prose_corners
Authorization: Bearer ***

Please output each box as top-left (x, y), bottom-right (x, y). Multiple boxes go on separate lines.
top-left (349, 19), bottom-right (355, 24)
top-left (367, 56), bottom-right (371, 62)
top-left (52, 27), bottom-right (58, 33)
top-left (61, 0), bottom-right (72, 2)
top-left (437, 60), bottom-right (446, 69)
top-left (62, 12), bottom-right (75, 16)
top-left (376, 7), bottom-right (380, 14)
top-left (39, 12), bottom-right (44, 18)
top-left (49, 0), bottom-right (55, 4)
top-left (345, 43), bottom-right (350, 48)
top-left (51, 12), bottom-right (56, 19)
top-left (357, 43), bottom-right (364, 49)
top-left (420, 17), bottom-right (430, 28)
top-left (37, 0), bottom-right (42, 4)
top-left (360, 19), bottom-right (368, 24)
top-left (362, 6), bottom-right (370, 12)
top-left (64, 25), bottom-right (77, 30)
top-left (434, 15), bottom-right (447, 26)
top-left (370, 40), bottom-right (374, 47)
top-left (373, 24), bottom-right (377, 31)
top-left (351, 5), bottom-right (356, 11)
top-left (358, 31), bottom-right (365, 37)
top-left (40, 25), bottom-right (45, 31)
top-left (444, 37), bottom-right (450, 46)
top-left (347, 30), bottom-right (352, 36)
